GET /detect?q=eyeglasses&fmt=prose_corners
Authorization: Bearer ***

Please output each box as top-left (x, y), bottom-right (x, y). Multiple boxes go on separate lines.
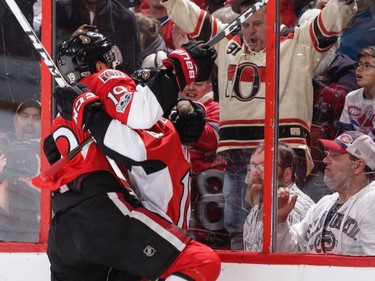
top-left (354, 61), bottom-right (375, 71)
top-left (323, 150), bottom-right (346, 159)
top-left (247, 163), bottom-right (264, 172)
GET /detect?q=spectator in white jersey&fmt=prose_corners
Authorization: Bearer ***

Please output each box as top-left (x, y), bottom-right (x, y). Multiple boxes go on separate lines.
top-left (277, 131), bottom-right (375, 255)
top-left (160, 0), bottom-right (357, 249)
top-left (243, 142), bottom-right (314, 251)
top-left (339, 46), bottom-right (375, 140)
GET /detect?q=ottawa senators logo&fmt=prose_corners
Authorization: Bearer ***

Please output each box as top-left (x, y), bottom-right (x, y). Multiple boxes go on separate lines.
top-left (99, 69), bottom-right (125, 83)
top-left (228, 62), bottom-right (265, 101)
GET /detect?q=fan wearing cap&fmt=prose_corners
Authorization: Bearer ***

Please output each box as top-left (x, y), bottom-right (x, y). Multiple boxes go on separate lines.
top-left (8, 99), bottom-right (41, 142)
top-left (277, 131), bottom-right (375, 255)
top-left (0, 100), bottom-right (41, 242)
top-left (160, 0), bottom-right (357, 250)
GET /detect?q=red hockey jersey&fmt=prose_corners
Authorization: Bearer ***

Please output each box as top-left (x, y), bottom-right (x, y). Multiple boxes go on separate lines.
top-left (34, 115), bottom-right (191, 230)
top-left (95, 117), bottom-right (191, 230)
top-left (80, 69), bottom-right (164, 129)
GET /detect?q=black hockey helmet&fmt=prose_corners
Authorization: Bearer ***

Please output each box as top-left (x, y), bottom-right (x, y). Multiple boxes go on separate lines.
top-left (57, 31), bottom-right (123, 84)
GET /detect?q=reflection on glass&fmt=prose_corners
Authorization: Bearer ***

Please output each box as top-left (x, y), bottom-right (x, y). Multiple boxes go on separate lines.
top-left (0, 0), bottom-right (41, 242)
top-left (48, 0), bottom-right (375, 255)
top-left (155, 0), bottom-right (375, 254)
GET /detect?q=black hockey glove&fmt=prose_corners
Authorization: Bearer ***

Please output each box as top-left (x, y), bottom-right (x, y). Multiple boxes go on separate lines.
top-left (72, 92), bottom-right (103, 131)
top-left (53, 83), bottom-right (102, 131)
top-left (163, 41), bottom-right (217, 91)
top-left (171, 98), bottom-right (206, 143)
top-left (182, 41), bottom-right (217, 82)
top-left (53, 83), bottom-right (90, 120)
top-left (43, 134), bottom-right (61, 165)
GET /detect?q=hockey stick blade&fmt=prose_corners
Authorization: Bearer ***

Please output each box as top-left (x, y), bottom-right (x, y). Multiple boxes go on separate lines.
top-left (206, 0), bottom-right (268, 48)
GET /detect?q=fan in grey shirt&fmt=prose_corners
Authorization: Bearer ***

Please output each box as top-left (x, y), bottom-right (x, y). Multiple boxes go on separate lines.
top-left (243, 142), bottom-right (314, 252)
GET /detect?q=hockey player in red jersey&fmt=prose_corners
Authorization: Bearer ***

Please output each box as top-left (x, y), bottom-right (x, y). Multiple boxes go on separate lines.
top-left (56, 31), bottom-right (215, 127)
top-left (34, 32), bottom-right (220, 281)
top-left (51, 31), bottom-right (213, 230)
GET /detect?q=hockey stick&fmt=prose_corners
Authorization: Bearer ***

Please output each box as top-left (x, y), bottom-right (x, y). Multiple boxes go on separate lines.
top-left (39, 136), bottom-right (94, 181)
top-left (5, 0), bottom-right (139, 200)
top-left (206, 0), bottom-right (268, 48)
top-left (4, 0), bottom-right (67, 88)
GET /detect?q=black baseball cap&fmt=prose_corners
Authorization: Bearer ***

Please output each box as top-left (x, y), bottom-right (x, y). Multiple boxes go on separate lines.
top-left (16, 99), bottom-right (41, 114)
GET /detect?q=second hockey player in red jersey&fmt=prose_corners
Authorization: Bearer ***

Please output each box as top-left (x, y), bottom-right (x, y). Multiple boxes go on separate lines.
top-left (34, 31), bottom-right (220, 281)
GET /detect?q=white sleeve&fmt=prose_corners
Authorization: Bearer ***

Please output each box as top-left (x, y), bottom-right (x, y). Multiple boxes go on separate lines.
top-left (357, 190), bottom-right (375, 255)
top-left (276, 205), bottom-right (316, 253)
top-left (339, 94), bottom-right (351, 124)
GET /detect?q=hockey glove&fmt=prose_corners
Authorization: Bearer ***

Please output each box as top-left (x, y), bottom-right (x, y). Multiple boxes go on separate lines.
top-left (163, 47), bottom-right (198, 91)
top-left (182, 41), bottom-right (217, 82)
top-left (171, 98), bottom-right (206, 143)
top-left (53, 83), bottom-right (91, 120)
top-left (72, 92), bottom-right (103, 131)
top-left (163, 41), bottom-right (217, 91)
top-left (43, 134), bottom-right (61, 165)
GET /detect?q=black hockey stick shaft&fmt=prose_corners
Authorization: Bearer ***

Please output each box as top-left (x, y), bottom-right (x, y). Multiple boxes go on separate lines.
top-left (40, 136), bottom-right (94, 180)
top-left (206, 0), bottom-right (268, 48)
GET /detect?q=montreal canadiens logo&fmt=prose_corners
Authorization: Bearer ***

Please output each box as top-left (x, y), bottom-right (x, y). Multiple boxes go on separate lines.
top-left (337, 133), bottom-right (354, 146)
top-left (347, 106), bottom-right (361, 117)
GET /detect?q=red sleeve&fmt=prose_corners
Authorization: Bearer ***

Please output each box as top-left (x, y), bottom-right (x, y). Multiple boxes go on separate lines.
top-left (191, 99), bottom-right (219, 152)
top-left (51, 117), bottom-right (90, 157)
top-left (81, 69), bottom-right (163, 129)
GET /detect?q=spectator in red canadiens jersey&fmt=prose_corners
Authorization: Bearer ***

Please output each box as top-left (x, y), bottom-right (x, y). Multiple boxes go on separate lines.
top-left (178, 78), bottom-right (226, 174)
top-left (33, 31), bottom-right (220, 281)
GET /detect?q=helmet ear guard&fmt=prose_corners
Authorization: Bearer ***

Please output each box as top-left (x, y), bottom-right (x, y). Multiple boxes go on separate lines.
top-left (57, 54), bottom-right (90, 85)
top-left (57, 32), bottom-right (123, 85)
